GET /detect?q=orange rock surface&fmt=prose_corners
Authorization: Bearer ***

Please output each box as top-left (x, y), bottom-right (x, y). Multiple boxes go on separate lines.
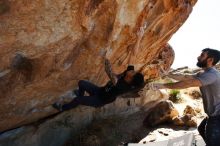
top-left (0, 0), bottom-right (196, 132)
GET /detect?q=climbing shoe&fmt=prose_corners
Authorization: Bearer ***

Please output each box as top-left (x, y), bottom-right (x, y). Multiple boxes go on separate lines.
top-left (52, 102), bottom-right (63, 112)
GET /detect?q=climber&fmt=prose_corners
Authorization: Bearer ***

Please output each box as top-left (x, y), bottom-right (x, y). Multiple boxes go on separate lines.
top-left (153, 48), bottom-right (220, 146)
top-left (52, 57), bottom-right (144, 112)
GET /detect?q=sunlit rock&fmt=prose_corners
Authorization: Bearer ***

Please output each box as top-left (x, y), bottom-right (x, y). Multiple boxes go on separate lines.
top-left (0, 0), bottom-right (196, 132)
top-left (143, 100), bottom-right (179, 126)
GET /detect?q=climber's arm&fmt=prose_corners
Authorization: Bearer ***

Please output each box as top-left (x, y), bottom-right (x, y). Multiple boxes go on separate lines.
top-left (128, 26), bottom-right (145, 64)
top-left (167, 73), bottom-right (195, 81)
top-left (153, 78), bottom-right (202, 90)
top-left (104, 58), bottom-right (118, 85)
top-left (133, 34), bottom-right (142, 56)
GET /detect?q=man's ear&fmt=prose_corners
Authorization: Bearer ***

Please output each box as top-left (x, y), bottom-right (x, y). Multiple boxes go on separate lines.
top-left (208, 57), bottom-right (214, 65)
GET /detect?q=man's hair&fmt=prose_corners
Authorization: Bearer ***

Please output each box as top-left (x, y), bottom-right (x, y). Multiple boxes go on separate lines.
top-left (202, 48), bottom-right (220, 65)
top-left (131, 73), bottom-right (144, 88)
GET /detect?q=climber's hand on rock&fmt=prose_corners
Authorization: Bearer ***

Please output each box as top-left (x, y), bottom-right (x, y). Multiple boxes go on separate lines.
top-left (100, 48), bottom-right (107, 56)
top-left (137, 21), bottom-right (147, 38)
top-left (100, 48), bottom-right (108, 61)
top-left (145, 83), bottom-right (156, 90)
top-left (159, 66), bottom-right (169, 77)
top-left (137, 27), bottom-right (145, 38)
top-left (152, 83), bottom-right (166, 90)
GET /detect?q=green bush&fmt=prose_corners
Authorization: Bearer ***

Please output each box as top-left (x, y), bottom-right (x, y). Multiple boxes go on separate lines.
top-left (169, 89), bottom-right (182, 103)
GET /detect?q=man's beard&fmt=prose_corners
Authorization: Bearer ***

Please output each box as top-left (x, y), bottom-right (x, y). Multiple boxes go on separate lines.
top-left (196, 58), bottom-right (208, 68)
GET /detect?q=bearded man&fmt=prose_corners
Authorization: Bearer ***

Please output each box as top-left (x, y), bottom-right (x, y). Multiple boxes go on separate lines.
top-left (153, 48), bottom-right (220, 146)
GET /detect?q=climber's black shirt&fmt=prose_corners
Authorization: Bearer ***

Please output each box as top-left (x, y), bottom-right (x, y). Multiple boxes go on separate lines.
top-left (98, 66), bottom-right (134, 103)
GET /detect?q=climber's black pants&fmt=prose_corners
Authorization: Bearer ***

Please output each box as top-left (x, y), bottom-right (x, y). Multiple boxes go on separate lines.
top-left (198, 115), bottom-right (220, 146)
top-left (62, 80), bottom-right (104, 110)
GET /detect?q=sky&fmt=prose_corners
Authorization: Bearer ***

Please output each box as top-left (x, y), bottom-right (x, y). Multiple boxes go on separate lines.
top-left (169, 0), bottom-right (220, 68)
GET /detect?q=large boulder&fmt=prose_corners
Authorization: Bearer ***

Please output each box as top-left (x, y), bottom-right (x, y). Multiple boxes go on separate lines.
top-left (0, 0), bottom-right (196, 132)
top-left (0, 94), bottom-right (162, 146)
top-left (143, 101), bottom-right (198, 127)
top-left (173, 105), bottom-right (197, 127)
top-left (143, 100), bottom-right (179, 126)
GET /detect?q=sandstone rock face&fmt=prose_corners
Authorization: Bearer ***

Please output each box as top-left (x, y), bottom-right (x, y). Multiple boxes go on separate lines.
top-left (144, 101), bottom-right (198, 127)
top-left (173, 105), bottom-right (197, 127)
top-left (0, 0), bottom-right (196, 132)
top-left (173, 114), bottom-right (197, 127)
top-left (189, 90), bottom-right (202, 99)
top-left (0, 95), bottom-right (160, 146)
top-left (143, 100), bottom-right (179, 126)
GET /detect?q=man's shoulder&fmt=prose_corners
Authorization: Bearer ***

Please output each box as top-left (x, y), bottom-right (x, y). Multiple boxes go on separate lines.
top-left (207, 67), bottom-right (220, 76)
top-left (199, 67), bottom-right (220, 82)
top-left (203, 67), bottom-right (218, 74)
